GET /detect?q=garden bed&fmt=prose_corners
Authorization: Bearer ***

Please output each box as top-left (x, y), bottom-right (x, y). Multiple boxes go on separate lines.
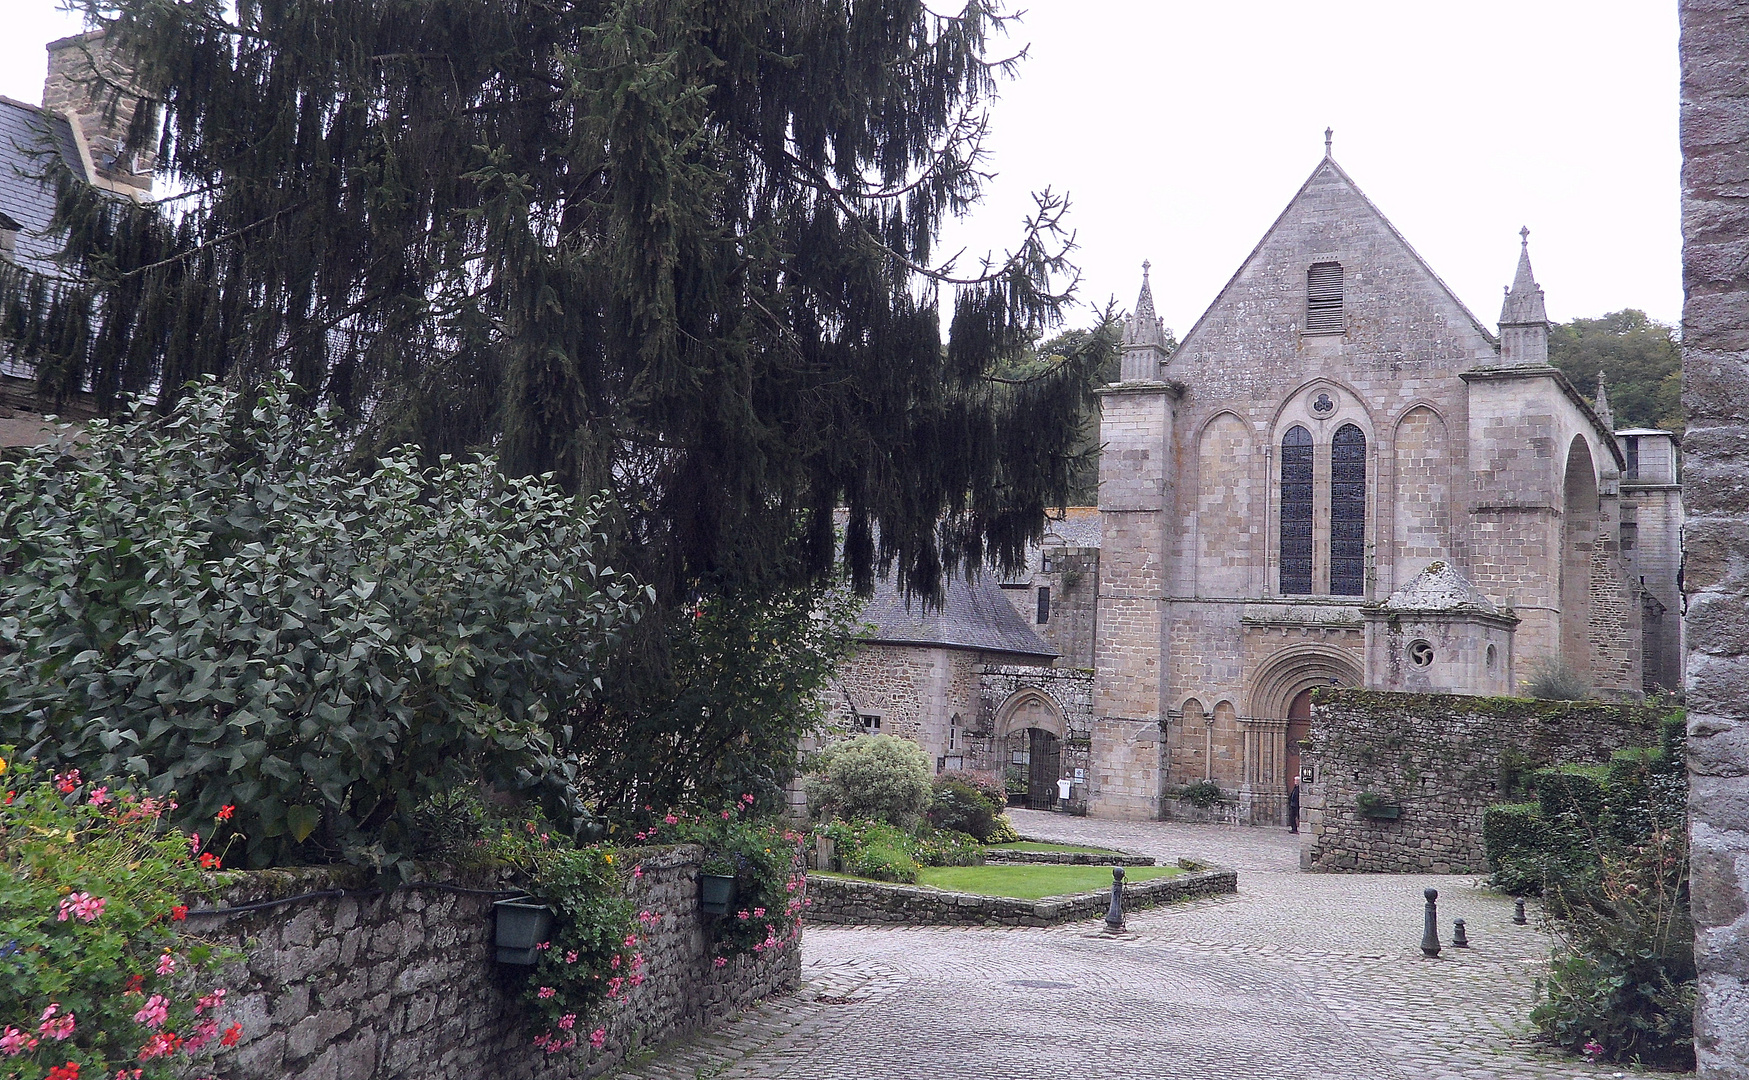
top-left (984, 840), bottom-right (1155, 866)
top-left (805, 861), bottom-right (1236, 927)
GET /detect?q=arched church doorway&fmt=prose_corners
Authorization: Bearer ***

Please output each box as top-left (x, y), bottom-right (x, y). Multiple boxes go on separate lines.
top-left (1285, 687), bottom-right (1313, 791)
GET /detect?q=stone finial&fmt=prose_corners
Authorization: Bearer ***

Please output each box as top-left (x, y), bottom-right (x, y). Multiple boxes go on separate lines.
top-left (1123, 260), bottom-right (1168, 351)
top-left (1594, 370), bottom-right (1616, 430)
top-left (1499, 227), bottom-right (1547, 328)
top-left (1324, 127), bottom-right (1333, 157)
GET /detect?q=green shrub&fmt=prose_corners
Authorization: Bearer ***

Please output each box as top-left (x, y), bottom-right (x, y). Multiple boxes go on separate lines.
top-left (1178, 779), bottom-right (1224, 808)
top-left (985, 814), bottom-right (1021, 843)
top-left (1482, 801), bottom-right (1565, 895)
top-left (927, 780), bottom-right (999, 841)
top-left (1533, 766), bottom-right (1611, 822)
top-left (805, 736), bottom-right (932, 828)
top-left (822, 820), bottom-right (921, 883)
top-left (1480, 717), bottom-right (1697, 1068)
top-left (1532, 827), bottom-right (1695, 1069)
top-left (935, 770), bottom-right (1007, 811)
top-left (912, 824), bottom-right (986, 867)
top-left (1525, 658), bottom-right (1595, 701)
top-left (0, 380), bottom-right (648, 873)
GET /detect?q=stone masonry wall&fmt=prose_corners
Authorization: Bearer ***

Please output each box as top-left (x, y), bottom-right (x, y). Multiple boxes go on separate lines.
top-left (1300, 690), bottom-right (1664, 874)
top-left (1680, 3), bottom-right (1749, 1074)
top-left (202, 846), bottom-right (798, 1080)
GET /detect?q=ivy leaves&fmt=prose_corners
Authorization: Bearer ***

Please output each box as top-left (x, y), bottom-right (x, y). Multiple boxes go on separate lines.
top-left (0, 378), bottom-right (648, 873)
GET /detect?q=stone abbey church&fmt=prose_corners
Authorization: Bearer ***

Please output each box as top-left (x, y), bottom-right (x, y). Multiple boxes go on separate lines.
top-left (828, 147), bottom-right (1683, 824)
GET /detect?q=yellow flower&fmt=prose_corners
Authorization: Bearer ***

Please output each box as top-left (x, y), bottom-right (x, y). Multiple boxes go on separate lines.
top-left (0, 757), bottom-right (8, 775)
top-left (604, 853), bottom-right (615, 865)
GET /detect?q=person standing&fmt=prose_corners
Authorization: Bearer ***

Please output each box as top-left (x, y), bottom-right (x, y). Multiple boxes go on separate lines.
top-left (1288, 781), bottom-right (1301, 834)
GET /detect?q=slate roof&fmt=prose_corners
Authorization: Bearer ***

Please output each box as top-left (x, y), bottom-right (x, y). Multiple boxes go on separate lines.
top-left (858, 571), bottom-right (1057, 659)
top-left (0, 94), bottom-right (85, 276)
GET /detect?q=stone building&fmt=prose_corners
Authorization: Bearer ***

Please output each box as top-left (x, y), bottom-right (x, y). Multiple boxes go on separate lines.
top-left (1, 31), bottom-right (154, 443)
top-left (830, 142), bottom-right (1682, 827)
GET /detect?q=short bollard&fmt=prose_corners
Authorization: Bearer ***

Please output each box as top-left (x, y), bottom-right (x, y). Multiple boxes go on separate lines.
top-left (1421, 888), bottom-right (1441, 957)
top-left (1513, 898), bottom-right (1527, 925)
top-left (1452, 918), bottom-right (1469, 948)
top-left (1105, 865), bottom-right (1126, 931)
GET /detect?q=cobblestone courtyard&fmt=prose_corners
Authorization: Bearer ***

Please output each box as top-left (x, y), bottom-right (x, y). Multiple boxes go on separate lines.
top-left (620, 812), bottom-right (1661, 1080)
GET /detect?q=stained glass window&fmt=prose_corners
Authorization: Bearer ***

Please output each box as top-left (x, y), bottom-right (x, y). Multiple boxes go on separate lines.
top-left (1280, 426), bottom-right (1313, 595)
top-left (1330, 423), bottom-right (1367, 595)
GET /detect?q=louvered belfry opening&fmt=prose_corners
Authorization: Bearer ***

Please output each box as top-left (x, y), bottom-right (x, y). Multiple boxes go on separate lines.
top-left (1306, 261), bottom-right (1344, 334)
top-left (1280, 426), bottom-right (1314, 595)
top-left (1329, 423), bottom-right (1367, 595)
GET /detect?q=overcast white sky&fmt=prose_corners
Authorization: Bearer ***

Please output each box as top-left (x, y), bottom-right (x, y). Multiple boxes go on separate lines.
top-left (1, 1), bottom-right (1682, 333)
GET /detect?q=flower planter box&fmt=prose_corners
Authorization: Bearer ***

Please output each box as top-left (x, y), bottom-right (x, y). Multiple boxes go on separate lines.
top-left (1360, 803), bottom-right (1401, 820)
top-left (700, 873), bottom-right (738, 916)
top-left (1006, 792), bottom-right (1028, 807)
top-left (493, 896), bottom-right (554, 965)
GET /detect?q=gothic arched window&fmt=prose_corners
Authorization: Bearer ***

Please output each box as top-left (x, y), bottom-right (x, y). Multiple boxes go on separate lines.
top-left (1330, 424), bottom-right (1367, 595)
top-left (1280, 425), bottom-right (1314, 595)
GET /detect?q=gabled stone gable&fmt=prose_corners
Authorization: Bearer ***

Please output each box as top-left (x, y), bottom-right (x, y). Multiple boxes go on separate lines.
top-left (1165, 157), bottom-right (1498, 394)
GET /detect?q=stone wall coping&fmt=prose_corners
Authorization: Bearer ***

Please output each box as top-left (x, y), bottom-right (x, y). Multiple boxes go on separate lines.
top-left (196, 843), bottom-right (706, 910)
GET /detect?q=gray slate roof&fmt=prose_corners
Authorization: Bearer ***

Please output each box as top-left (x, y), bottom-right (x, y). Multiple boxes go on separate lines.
top-left (858, 572), bottom-right (1057, 659)
top-left (0, 94), bottom-right (85, 276)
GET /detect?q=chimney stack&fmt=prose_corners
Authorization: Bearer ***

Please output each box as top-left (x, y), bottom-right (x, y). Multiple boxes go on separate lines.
top-left (42, 30), bottom-right (156, 196)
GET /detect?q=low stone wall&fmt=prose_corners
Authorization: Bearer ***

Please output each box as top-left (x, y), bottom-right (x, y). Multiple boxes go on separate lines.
top-left (1300, 690), bottom-right (1666, 874)
top-left (201, 845), bottom-right (798, 1080)
top-left (805, 864), bottom-right (1235, 926)
top-left (985, 849), bottom-right (1155, 866)
top-left (1159, 796), bottom-right (1249, 826)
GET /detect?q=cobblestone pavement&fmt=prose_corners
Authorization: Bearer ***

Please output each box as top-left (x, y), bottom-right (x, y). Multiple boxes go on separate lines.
top-left (617, 813), bottom-right (1657, 1080)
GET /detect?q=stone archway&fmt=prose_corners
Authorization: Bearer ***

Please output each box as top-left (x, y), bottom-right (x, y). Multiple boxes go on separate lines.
top-left (1245, 647), bottom-right (1364, 823)
top-left (994, 690), bottom-right (1066, 809)
top-left (1561, 436), bottom-right (1600, 677)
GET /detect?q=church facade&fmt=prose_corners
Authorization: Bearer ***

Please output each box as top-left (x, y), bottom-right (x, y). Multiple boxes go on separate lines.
top-left (825, 147), bottom-right (1682, 824)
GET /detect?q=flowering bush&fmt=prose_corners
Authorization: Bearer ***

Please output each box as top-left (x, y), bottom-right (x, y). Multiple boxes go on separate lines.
top-left (662, 798), bottom-right (807, 964)
top-left (519, 848), bottom-right (641, 1055)
top-left (0, 750), bottom-right (241, 1079)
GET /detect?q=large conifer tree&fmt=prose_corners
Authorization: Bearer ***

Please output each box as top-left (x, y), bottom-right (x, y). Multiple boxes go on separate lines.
top-left (7, 0), bottom-right (1110, 601)
top-left (4, 1), bottom-right (1114, 813)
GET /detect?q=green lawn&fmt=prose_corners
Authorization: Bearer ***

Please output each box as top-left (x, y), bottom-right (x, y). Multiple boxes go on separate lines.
top-left (984, 841), bottom-right (1124, 855)
top-left (915, 864), bottom-right (1180, 900)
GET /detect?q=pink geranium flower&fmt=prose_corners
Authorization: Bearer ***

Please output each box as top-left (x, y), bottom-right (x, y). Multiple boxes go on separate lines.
top-left (537, 986), bottom-right (556, 1000)
top-left (590, 1028), bottom-right (606, 1050)
top-left (156, 953), bottom-right (176, 976)
top-left (0, 1026), bottom-right (38, 1056)
top-left (132, 995), bottom-right (169, 1029)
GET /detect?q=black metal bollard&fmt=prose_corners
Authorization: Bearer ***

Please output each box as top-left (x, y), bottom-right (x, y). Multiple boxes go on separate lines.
top-left (1105, 865), bottom-right (1126, 931)
top-left (1452, 918), bottom-right (1469, 948)
top-left (1421, 888), bottom-right (1441, 957)
top-left (1513, 897), bottom-right (1527, 925)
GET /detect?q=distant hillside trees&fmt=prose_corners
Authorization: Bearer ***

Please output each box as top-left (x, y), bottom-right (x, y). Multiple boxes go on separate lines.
top-left (1549, 310), bottom-right (1682, 433)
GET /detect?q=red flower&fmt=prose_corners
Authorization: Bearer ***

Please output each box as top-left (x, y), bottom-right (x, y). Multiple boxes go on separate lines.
top-left (169, 905), bottom-right (188, 922)
top-left (124, 974), bottom-right (144, 994)
top-left (216, 804), bottom-right (235, 821)
top-left (198, 853), bottom-right (222, 870)
top-left (220, 1023), bottom-right (243, 1048)
top-left (45, 1062), bottom-right (78, 1080)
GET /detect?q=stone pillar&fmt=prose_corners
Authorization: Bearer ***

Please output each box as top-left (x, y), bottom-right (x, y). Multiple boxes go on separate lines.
top-left (1680, 3), bottom-right (1749, 1074)
top-left (1089, 269), bottom-right (1177, 818)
